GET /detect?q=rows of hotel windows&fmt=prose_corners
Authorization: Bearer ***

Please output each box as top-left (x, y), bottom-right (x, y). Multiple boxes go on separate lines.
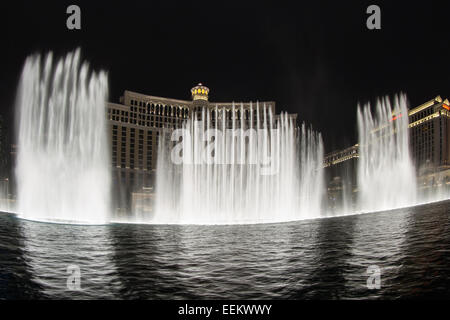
top-left (193, 106), bottom-right (274, 120)
top-left (130, 99), bottom-right (190, 118)
top-left (111, 124), bottom-right (159, 170)
top-left (195, 106), bottom-right (282, 129)
top-left (108, 100), bottom-right (292, 171)
top-left (109, 107), bottom-right (185, 129)
top-left (108, 105), bottom-right (282, 129)
top-left (128, 97), bottom-right (275, 123)
top-left (410, 106), bottom-right (435, 123)
top-left (410, 106), bottom-right (450, 166)
top-left (411, 121), bottom-right (435, 165)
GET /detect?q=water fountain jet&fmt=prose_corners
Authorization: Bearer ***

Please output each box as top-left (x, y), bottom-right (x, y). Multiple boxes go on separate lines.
top-left (357, 94), bottom-right (417, 212)
top-left (15, 49), bottom-right (111, 224)
top-left (151, 103), bottom-right (324, 225)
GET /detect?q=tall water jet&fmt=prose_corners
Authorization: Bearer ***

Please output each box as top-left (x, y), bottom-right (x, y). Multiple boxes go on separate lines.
top-left (152, 103), bottom-right (324, 224)
top-left (15, 49), bottom-right (111, 224)
top-left (357, 94), bottom-right (417, 212)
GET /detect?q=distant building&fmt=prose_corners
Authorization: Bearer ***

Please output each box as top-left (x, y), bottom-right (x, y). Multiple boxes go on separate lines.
top-left (106, 84), bottom-right (297, 212)
top-left (408, 96), bottom-right (450, 191)
top-left (324, 95), bottom-right (450, 204)
top-left (409, 96), bottom-right (450, 169)
top-left (323, 144), bottom-right (358, 168)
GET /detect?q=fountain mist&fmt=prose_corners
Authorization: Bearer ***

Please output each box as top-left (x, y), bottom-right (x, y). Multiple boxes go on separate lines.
top-left (15, 49), bottom-right (111, 224)
top-left (357, 94), bottom-right (417, 212)
top-left (152, 104), bottom-right (324, 224)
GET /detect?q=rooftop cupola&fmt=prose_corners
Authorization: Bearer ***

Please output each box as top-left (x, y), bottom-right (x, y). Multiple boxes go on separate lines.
top-left (191, 83), bottom-right (209, 101)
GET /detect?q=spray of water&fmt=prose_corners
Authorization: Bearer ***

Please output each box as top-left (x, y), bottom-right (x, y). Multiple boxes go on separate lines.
top-left (357, 94), bottom-right (417, 212)
top-left (15, 49), bottom-right (111, 224)
top-left (13, 49), bottom-right (428, 225)
top-left (151, 103), bottom-right (324, 224)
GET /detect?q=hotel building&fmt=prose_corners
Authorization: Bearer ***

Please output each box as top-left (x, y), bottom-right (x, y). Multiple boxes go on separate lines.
top-left (106, 84), bottom-right (297, 212)
top-left (324, 95), bottom-right (450, 206)
top-left (409, 96), bottom-right (450, 169)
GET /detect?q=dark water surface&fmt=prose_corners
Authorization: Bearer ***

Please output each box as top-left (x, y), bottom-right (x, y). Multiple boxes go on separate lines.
top-left (1, 200), bottom-right (450, 299)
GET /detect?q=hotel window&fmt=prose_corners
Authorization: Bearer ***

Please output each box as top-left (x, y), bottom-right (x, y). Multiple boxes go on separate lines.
top-left (119, 153), bottom-right (126, 164)
top-left (146, 134), bottom-right (152, 168)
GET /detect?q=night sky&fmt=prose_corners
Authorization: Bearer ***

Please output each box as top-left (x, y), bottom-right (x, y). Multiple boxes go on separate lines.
top-left (2, 0), bottom-right (450, 152)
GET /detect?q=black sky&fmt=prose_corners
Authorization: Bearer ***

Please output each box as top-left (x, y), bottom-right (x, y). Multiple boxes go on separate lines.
top-left (1, 0), bottom-right (450, 152)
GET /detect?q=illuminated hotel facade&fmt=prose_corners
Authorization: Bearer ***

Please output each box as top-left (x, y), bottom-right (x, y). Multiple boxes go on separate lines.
top-left (106, 84), bottom-right (297, 212)
top-left (324, 95), bottom-right (450, 208)
top-left (409, 96), bottom-right (450, 169)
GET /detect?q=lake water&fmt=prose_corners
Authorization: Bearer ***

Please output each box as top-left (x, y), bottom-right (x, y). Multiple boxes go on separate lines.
top-left (1, 200), bottom-right (449, 299)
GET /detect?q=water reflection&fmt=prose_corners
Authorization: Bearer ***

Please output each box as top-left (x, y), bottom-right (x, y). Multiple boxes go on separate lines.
top-left (18, 216), bottom-right (121, 299)
top-left (294, 216), bottom-right (357, 299)
top-left (0, 213), bottom-right (45, 299)
top-left (1, 200), bottom-right (450, 299)
top-left (394, 201), bottom-right (450, 298)
top-left (110, 224), bottom-right (189, 299)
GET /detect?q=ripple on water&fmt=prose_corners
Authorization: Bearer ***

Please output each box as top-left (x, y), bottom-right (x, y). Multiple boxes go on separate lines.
top-left (0, 200), bottom-right (450, 299)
